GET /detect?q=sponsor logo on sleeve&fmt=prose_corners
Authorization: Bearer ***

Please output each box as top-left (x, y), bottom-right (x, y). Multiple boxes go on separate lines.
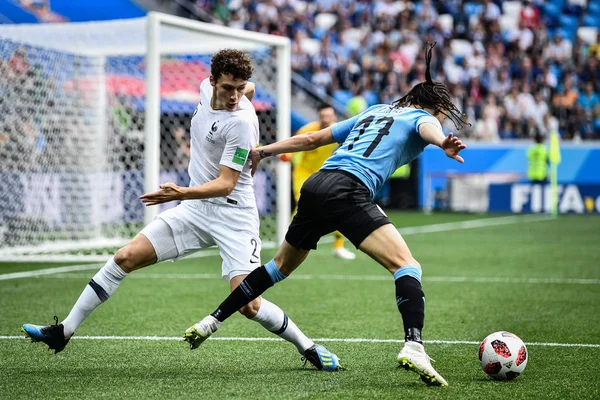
top-left (233, 147), bottom-right (249, 166)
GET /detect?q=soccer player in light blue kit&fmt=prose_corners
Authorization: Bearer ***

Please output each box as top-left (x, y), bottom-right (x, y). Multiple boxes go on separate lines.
top-left (184, 43), bottom-right (467, 386)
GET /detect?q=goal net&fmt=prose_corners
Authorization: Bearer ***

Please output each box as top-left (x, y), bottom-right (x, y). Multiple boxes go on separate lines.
top-left (0, 13), bottom-right (291, 262)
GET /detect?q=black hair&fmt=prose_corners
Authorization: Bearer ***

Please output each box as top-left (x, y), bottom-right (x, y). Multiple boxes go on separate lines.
top-left (317, 103), bottom-right (334, 112)
top-left (392, 42), bottom-right (469, 130)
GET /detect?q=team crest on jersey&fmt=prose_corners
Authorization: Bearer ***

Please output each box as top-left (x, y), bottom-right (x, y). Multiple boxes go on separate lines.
top-left (206, 121), bottom-right (218, 144)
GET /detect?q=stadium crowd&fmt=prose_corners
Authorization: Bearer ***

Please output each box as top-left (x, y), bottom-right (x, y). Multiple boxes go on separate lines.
top-left (171, 0), bottom-right (600, 141)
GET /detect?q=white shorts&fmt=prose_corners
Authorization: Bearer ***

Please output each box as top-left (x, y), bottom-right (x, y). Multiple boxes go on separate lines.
top-left (139, 201), bottom-right (262, 281)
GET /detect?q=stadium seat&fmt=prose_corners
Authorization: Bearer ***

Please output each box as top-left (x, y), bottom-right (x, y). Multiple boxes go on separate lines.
top-left (333, 90), bottom-right (352, 106)
top-left (438, 14), bottom-right (454, 33)
top-left (450, 39), bottom-right (474, 58)
top-left (499, 14), bottom-right (518, 32)
top-left (299, 38), bottom-right (320, 56)
top-left (543, 2), bottom-right (562, 27)
top-left (463, 2), bottom-right (483, 18)
top-left (559, 14), bottom-right (579, 32)
top-left (502, 1), bottom-right (523, 19)
top-left (564, 3), bottom-right (584, 16)
top-left (588, 1), bottom-right (600, 15)
top-left (315, 13), bottom-right (338, 31)
top-left (341, 27), bottom-right (365, 49)
top-left (578, 26), bottom-right (598, 43)
top-left (312, 28), bottom-right (327, 41)
top-left (582, 14), bottom-right (600, 27)
top-left (363, 90), bottom-right (379, 107)
top-left (556, 27), bottom-right (576, 42)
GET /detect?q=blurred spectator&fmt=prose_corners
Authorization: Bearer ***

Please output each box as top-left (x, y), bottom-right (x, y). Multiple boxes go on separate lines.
top-left (578, 82), bottom-right (600, 138)
top-left (504, 86), bottom-right (525, 137)
top-left (531, 91), bottom-right (550, 134)
top-left (476, 94), bottom-right (502, 142)
top-left (553, 75), bottom-right (580, 138)
top-left (545, 32), bottom-right (573, 64)
top-left (174, 0), bottom-right (600, 140)
top-left (588, 33), bottom-right (600, 60)
top-left (482, 0), bottom-right (501, 24)
top-left (520, 0), bottom-right (540, 30)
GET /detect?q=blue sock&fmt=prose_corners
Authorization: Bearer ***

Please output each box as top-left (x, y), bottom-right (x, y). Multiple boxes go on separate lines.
top-left (393, 265), bottom-right (422, 283)
top-left (394, 265), bottom-right (424, 343)
top-left (264, 259), bottom-right (287, 283)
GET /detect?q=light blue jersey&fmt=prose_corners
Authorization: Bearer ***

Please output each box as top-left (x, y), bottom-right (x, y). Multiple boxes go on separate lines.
top-left (321, 104), bottom-right (441, 197)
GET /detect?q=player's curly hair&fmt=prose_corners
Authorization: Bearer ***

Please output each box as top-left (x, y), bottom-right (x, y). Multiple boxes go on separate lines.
top-left (211, 49), bottom-right (254, 82)
top-left (392, 42), bottom-right (469, 130)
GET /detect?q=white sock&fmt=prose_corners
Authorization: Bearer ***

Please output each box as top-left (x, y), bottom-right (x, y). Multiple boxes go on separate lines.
top-left (251, 298), bottom-right (314, 354)
top-left (61, 257), bottom-right (128, 338)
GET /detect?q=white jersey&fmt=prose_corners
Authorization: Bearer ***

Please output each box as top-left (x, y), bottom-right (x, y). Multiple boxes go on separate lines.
top-left (186, 78), bottom-right (258, 208)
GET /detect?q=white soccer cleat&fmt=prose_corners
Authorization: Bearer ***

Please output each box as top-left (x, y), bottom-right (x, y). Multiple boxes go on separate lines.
top-left (332, 247), bottom-right (356, 260)
top-left (183, 315), bottom-right (221, 350)
top-left (397, 341), bottom-right (448, 387)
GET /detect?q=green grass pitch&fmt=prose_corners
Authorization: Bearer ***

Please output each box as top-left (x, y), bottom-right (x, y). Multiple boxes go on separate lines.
top-left (1, 212), bottom-right (599, 399)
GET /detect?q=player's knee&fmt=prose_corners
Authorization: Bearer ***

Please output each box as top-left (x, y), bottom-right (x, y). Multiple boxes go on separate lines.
top-left (238, 298), bottom-right (261, 319)
top-left (114, 246), bottom-right (138, 273)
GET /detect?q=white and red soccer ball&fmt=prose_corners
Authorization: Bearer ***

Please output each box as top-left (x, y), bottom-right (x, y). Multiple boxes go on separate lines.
top-left (479, 331), bottom-right (528, 380)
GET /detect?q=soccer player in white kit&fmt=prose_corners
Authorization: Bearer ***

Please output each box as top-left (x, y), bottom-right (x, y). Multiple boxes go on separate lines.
top-left (22, 49), bottom-right (340, 371)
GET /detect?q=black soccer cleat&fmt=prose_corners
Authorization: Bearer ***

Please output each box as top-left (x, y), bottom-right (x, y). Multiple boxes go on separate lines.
top-left (22, 316), bottom-right (70, 354)
top-left (301, 344), bottom-right (343, 371)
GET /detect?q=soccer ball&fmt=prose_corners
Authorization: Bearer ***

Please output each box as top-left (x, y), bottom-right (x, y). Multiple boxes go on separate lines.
top-left (479, 331), bottom-right (528, 380)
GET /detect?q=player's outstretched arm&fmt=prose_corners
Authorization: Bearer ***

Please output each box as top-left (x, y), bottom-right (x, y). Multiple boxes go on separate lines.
top-left (249, 127), bottom-right (336, 175)
top-left (140, 166), bottom-right (241, 205)
top-left (419, 123), bottom-right (467, 163)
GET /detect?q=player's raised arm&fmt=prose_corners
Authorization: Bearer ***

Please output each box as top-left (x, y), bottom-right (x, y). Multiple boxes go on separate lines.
top-left (419, 123), bottom-right (467, 163)
top-left (249, 127), bottom-right (336, 175)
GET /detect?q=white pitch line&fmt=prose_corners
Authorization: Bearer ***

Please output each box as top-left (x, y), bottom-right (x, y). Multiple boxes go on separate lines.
top-left (0, 214), bottom-right (554, 281)
top-left (0, 264), bottom-right (103, 281)
top-left (36, 273), bottom-right (600, 285)
top-left (2, 335), bottom-right (599, 348)
top-left (0, 250), bottom-right (223, 281)
top-left (397, 214), bottom-right (552, 235)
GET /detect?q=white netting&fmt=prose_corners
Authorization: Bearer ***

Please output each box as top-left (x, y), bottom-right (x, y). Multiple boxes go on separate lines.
top-left (0, 16), bottom-right (289, 260)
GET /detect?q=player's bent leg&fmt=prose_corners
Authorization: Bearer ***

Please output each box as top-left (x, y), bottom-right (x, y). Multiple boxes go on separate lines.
top-left (114, 233), bottom-right (159, 273)
top-left (273, 240), bottom-right (310, 276)
top-left (184, 241), bottom-right (311, 350)
top-left (231, 280), bottom-right (343, 371)
top-left (22, 251), bottom-right (133, 352)
top-left (357, 224), bottom-right (417, 274)
top-left (358, 224), bottom-right (447, 386)
top-left (23, 221), bottom-right (170, 353)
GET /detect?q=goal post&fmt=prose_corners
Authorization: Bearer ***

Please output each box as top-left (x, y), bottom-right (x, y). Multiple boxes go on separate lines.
top-left (0, 13), bottom-right (291, 262)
